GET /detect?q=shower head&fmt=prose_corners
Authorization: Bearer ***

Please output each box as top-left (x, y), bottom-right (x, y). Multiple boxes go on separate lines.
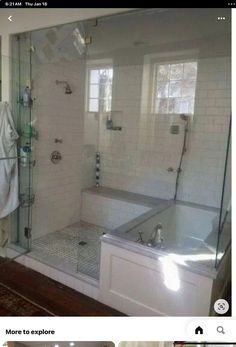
top-left (180, 113), bottom-right (189, 121)
top-left (30, 45), bottom-right (36, 52)
top-left (65, 84), bottom-right (72, 94)
top-left (56, 80), bottom-right (72, 94)
top-left (180, 113), bottom-right (190, 133)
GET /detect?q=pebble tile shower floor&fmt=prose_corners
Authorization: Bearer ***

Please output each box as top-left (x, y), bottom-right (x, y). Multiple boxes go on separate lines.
top-left (30, 221), bottom-right (109, 279)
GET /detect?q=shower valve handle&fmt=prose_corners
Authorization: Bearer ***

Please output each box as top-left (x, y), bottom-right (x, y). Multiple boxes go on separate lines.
top-left (167, 167), bottom-right (182, 173)
top-left (55, 138), bottom-right (63, 143)
top-left (167, 167), bottom-right (174, 172)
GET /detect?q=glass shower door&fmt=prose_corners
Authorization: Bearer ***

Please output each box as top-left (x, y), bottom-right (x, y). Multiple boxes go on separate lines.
top-left (215, 117), bottom-right (231, 268)
top-left (9, 33), bottom-right (35, 252)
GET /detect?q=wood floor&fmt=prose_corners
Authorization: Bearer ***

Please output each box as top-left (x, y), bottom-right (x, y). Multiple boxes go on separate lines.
top-left (0, 257), bottom-right (125, 316)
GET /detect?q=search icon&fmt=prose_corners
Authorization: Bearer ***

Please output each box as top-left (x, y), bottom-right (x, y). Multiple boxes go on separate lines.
top-left (217, 326), bottom-right (225, 334)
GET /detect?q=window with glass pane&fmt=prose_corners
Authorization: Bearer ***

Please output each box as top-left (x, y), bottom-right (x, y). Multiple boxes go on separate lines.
top-left (154, 61), bottom-right (197, 114)
top-left (88, 68), bottom-right (113, 112)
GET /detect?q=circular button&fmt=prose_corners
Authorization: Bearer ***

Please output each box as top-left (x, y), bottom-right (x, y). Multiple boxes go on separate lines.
top-left (214, 299), bottom-right (229, 314)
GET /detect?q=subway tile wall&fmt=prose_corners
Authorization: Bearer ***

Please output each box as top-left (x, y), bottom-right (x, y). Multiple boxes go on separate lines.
top-left (81, 191), bottom-right (151, 230)
top-left (31, 55), bottom-right (230, 242)
top-left (97, 56), bottom-right (231, 207)
top-left (31, 61), bottom-right (86, 239)
top-left (178, 57), bottom-right (231, 206)
top-left (30, 41), bottom-right (231, 241)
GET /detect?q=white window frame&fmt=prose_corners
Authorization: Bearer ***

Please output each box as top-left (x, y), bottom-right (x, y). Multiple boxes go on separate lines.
top-left (86, 59), bottom-right (113, 113)
top-left (141, 50), bottom-right (198, 115)
top-left (152, 59), bottom-right (198, 115)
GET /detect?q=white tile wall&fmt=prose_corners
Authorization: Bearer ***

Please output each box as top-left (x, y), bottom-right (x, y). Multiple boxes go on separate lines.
top-left (178, 57), bottom-right (231, 206)
top-left (95, 56), bottom-right (230, 207)
top-left (81, 191), bottom-right (151, 229)
top-left (31, 60), bottom-right (86, 238)
top-left (30, 34), bottom-right (231, 242)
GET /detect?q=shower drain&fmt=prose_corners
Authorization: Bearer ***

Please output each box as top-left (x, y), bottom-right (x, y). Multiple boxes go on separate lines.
top-left (78, 241), bottom-right (87, 246)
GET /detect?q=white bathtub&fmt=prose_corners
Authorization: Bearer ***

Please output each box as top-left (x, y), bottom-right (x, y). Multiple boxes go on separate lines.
top-left (118, 202), bottom-right (219, 253)
top-left (100, 200), bottom-right (231, 316)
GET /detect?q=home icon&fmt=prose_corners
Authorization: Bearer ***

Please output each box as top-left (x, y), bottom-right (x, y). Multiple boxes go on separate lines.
top-left (195, 326), bottom-right (204, 335)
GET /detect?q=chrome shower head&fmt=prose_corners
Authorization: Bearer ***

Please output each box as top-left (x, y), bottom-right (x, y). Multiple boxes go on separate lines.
top-left (180, 113), bottom-right (189, 121)
top-left (65, 83), bottom-right (72, 94)
top-left (56, 80), bottom-right (72, 94)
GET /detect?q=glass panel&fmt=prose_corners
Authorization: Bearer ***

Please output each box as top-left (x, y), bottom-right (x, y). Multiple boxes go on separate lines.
top-left (169, 81), bottom-right (182, 97)
top-left (156, 82), bottom-right (169, 98)
top-left (216, 119), bottom-right (231, 268)
top-left (89, 84), bottom-right (99, 98)
top-left (89, 98), bottom-right (99, 112)
top-left (8, 33), bottom-right (34, 252)
top-left (183, 61), bottom-right (198, 79)
top-left (99, 83), bottom-right (112, 99)
top-left (25, 21), bottom-right (89, 276)
top-left (99, 69), bottom-right (111, 83)
top-left (90, 69), bottom-right (99, 83)
top-left (5, 9), bottom-right (231, 315)
top-left (170, 63), bottom-right (183, 80)
top-left (156, 64), bottom-right (170, 81)
top-left (84, 8), bottom-right (231, 283)
top-left (168, 98), bottom-right (181, 113)
top-left (100, 98), bottom-right (112, 112)
top-left (155, 98), bottom-right (168, 113)
top-left (181, 80), bottom-right (195, 97)
top-left (154, 61), bottom-right (197, 115)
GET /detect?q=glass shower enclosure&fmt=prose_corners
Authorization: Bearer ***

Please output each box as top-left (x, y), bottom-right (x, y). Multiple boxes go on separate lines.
top-left (8, 23), bottom-right (91, 276)
top-left (7, 9), bottom-right (231, 283)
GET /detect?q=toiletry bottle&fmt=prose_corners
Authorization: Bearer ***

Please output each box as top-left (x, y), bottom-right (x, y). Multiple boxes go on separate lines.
top-left (21, 123), bottom-right (33, 138)
top-left (20, 142), bottom-right (31, 167)
top-left (22, 86), bottom-right (31, 107)
top-left (106, 116), bottom-right (113, 129)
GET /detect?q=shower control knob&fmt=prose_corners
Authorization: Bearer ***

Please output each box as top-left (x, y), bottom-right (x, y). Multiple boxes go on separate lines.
top-left (51, 151), bottom-right (62, 164)
top-left (54, 138), bottom-right (63, 143)
top-left (167, 167), bottom-right (174, 172)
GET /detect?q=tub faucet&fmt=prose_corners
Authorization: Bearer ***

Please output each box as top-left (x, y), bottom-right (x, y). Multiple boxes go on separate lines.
top-left (147, 223), bottom-right (163, 247)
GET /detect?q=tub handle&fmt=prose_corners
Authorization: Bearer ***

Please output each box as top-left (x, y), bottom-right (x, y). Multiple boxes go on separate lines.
top-left (136, 231), bottom-right (144, 244)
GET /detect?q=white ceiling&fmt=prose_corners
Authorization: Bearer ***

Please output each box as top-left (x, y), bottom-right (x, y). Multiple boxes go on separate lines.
top-left (27, 8), bottom-right (231, 64)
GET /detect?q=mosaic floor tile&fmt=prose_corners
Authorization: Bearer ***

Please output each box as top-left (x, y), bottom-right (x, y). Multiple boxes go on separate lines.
top-left (30, 221), bottom-right (109, 279)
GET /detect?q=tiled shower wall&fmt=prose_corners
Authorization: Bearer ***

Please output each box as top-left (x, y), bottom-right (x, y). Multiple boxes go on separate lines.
top-left (97, 56), bottom-right (230, 207)
top-left (31, 60), bottom-right (86, 238)
top-left (81, 190), bottom-right (151, 229)
top-left (178, 57), bottom-right (231, 206)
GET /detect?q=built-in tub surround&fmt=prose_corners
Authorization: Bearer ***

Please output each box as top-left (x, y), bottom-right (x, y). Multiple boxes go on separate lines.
top-left (104, 201), bottom-right (230, 275)
top-left (98, 197), bottom-right (230, 316)
top-left (100, 239), bottom-right (230, 316)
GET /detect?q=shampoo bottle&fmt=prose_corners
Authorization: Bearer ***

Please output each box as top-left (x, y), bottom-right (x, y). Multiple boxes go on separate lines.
top-left (22, 86), bottom-right (31, 107)
top-left (20, 143), bottom-right (31, 167)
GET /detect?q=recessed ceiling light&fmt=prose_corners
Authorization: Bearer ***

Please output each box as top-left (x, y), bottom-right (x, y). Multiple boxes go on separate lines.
top-left (70, 343), bottom-right (75, 346)
top-left (55, 344), bottom-right (59, 347)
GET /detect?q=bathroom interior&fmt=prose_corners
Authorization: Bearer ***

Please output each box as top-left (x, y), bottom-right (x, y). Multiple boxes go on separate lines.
top-left (0, 8), bottom-right (231, 316)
